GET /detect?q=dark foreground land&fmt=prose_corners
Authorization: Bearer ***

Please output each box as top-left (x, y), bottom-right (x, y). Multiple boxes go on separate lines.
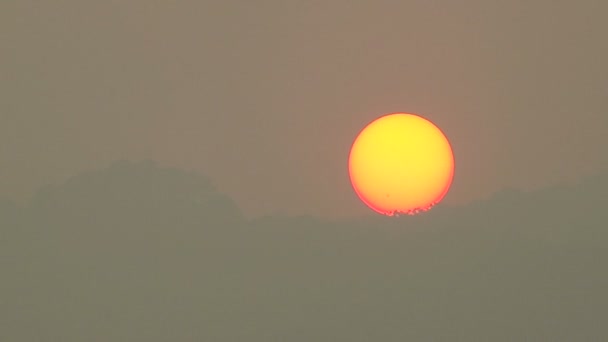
top-left (2, 161), bottom-right (607, 341)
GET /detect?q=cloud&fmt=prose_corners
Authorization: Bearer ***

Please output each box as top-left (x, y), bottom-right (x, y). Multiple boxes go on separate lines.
top-left (1, 163), bottom-right (607, 341)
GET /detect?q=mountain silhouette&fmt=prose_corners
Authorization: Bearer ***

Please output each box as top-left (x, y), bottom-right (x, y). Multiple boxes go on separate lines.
top-left (1, 163), bottom-right (607, 341)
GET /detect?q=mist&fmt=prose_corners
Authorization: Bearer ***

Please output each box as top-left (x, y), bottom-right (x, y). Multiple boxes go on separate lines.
top-left (2, 161), bottom-right (606, 341)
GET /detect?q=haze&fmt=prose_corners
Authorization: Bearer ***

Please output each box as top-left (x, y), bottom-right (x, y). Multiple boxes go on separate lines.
top-left (1, 1), bottom-right (607, 340)
top-left (2, 1), bottom-right (606, 218)
top-left (2, 161), bottom-right (607, 340)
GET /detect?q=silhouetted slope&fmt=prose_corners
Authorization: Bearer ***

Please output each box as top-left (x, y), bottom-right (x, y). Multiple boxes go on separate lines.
top-left (27, 160), bottom-right (243, 227)
top-left (0, 199), bottom-right (18, 240)
top-left (1, 165), bottom-right (607, 341)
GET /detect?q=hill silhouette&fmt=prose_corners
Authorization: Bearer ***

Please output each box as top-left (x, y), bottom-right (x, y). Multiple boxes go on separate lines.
top-left (1, 161), bottom-right (607, 341)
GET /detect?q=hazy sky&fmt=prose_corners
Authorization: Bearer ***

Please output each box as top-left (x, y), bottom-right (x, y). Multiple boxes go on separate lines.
top-left (2, 0), bottom-right (607, 218)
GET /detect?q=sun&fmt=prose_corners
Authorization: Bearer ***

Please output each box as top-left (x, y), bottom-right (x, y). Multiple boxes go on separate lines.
top-left (348, 113), bottom-right (454, 216)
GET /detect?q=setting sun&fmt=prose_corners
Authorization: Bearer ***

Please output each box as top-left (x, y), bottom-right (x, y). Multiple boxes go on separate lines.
top-left (348, 113), bottom-right (454, 216)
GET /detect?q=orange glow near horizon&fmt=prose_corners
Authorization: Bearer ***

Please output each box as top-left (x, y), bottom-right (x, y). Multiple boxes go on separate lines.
top-left (348, 113), bottom-right (454, 216)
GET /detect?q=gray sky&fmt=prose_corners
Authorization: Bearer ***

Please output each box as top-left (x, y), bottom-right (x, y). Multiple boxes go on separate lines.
top-left (2, 0), bottom-right (607, 218)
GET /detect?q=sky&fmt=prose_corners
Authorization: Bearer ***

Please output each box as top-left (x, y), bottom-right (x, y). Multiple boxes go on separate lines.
top-left (2, 0), bottom-right (607, 218)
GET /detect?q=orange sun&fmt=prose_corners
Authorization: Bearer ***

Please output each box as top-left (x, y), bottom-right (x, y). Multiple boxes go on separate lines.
top-left (348, 113), bottom-right (454, 216)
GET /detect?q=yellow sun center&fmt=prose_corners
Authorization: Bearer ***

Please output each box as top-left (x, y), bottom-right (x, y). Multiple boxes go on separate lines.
top-left (348, 113), bottom-right (454, 216)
